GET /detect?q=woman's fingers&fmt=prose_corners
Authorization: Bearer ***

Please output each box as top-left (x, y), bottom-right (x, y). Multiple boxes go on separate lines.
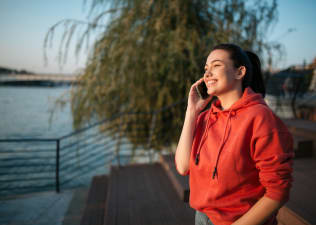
top-left (187, 77), bottom-right (212, 114)
top-left (192, 77), bottom-right (204, 89)
top-left (190, 78), bottom-right (204, 95)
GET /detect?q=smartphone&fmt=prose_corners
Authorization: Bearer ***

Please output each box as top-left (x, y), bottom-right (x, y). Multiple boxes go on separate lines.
top-left (195, 81), bottom-right (209, 99)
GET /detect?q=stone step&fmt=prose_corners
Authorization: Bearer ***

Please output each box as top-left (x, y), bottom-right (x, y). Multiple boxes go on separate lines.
top-left (277, 206), bottom-right (311, 225)
top-left (293, 135), bottom-right (314, 158)
top-left (62, 188), bottom-right (89, 225)
top-left (283, 119), bottom-right (316, 140)
top-left (160, 154), bottom-right (189, 202)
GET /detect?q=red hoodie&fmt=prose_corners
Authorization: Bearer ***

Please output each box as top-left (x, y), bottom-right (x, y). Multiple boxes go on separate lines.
top-left (183, 87), bottom-right (294, 225)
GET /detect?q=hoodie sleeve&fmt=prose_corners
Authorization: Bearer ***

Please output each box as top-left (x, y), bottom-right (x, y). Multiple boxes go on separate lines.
top-left (251, 129), bottom-right (294, 202)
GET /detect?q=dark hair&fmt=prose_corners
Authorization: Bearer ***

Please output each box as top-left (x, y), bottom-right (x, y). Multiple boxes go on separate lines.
top-left (212, 43), bottom-right (265, 97)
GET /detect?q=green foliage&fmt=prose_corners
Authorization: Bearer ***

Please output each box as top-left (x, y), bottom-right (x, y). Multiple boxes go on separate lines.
top-left (46, 0), bottom-right (280, 152)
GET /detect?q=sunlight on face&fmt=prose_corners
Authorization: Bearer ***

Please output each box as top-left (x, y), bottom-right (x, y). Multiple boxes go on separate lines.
top-left (203, 49), bottom-right (240, 97)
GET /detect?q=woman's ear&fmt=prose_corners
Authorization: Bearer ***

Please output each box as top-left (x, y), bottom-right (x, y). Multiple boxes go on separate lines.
top-left (235, 66), bottom-right (246, 80)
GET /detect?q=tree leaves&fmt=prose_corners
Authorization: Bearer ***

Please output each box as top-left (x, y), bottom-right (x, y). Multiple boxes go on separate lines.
top-left (47, 0), bottom-right (280, 152)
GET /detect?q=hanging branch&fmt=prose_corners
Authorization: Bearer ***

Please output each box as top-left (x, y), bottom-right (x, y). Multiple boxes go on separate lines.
top-left (43, 7), bottom-right (122, 68)
top-left (46, 0), bottom-right (282, 151)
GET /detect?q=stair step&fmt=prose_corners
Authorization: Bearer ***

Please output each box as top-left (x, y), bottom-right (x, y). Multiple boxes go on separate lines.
top-left (104, 163), bottom-right (195, 225)
top-left (80, 175), bottom-right (109, 225)
top-left (160, 154), bottom-right (190, 202)
top-left (277, 206), bottom-right (311, 225)
top-left (63, 188), bottom-right (89, 225)
top-left (283, 119), bottom-right (316, 140)
top-left (293, 135), bottom-right (313, 158)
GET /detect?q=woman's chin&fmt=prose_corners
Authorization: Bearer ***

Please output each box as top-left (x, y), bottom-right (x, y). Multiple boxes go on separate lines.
top-left (207, 89), bottom-right (215, 96)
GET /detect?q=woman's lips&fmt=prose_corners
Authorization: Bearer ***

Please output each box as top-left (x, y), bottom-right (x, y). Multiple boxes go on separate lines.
top-left (207, 79), bottom-right (217, 87)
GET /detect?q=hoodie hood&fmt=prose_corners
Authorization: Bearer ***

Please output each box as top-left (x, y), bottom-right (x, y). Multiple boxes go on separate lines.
top-left (210, 87), bottom-right (267, 114)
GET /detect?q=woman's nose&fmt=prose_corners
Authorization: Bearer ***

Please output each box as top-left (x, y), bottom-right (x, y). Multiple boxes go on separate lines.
top-left (204, 70), bottom-right (211, 78)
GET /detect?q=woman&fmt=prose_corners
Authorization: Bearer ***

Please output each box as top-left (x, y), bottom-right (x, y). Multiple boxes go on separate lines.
top-left (175, 43), bottom-right (294, 225)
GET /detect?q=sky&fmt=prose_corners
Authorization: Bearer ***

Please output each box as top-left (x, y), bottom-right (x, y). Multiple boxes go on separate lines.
top-left (0, 0), bottom-right (315, 74)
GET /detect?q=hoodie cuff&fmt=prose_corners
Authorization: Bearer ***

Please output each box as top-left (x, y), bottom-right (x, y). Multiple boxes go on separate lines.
top-left (264, 187), bottom-right (290, 202)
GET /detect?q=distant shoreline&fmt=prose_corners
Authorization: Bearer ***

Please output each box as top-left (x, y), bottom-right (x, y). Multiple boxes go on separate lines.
top-left (0, 80), bottom-right (77, 87)
top-left (0, 68), bottom-right (79, 86)
top-left (0, 65), bottom-right (77, 77)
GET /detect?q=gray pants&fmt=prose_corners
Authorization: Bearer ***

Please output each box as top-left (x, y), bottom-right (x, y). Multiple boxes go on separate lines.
top-left (195, 210), bottom-right (214, 225)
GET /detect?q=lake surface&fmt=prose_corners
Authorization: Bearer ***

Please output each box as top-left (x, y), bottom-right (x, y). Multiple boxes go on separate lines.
top-left (0, 86), bottom-right (102, 197)
top-left (0, 86), bottom-right (74, 139)
top-left (0, 86), bottom-right (147, 197)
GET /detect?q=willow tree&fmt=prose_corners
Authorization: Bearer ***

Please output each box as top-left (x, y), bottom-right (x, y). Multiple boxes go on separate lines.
top-left (45, 0), bottom-right (280, 152)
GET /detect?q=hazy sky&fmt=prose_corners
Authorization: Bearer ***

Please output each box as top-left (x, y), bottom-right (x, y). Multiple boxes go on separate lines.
top-left (0, 0), bottom-right (315, 74)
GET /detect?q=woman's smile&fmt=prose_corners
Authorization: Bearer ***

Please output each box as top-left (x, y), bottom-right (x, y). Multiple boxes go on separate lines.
top-left (206, 79), bottom-right (217, 87)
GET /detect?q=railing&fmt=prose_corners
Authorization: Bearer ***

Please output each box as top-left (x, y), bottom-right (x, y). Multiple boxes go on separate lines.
top-left (0, 99), bottom-right (186, 197)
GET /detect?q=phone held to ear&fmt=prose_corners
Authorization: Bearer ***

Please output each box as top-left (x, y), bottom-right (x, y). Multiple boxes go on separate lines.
top-left (195, 81), bottom-right (209, 99)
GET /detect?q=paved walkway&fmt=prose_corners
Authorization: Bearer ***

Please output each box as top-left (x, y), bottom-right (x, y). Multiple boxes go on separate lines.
top-left (0, 190), bottom-right (75, 225)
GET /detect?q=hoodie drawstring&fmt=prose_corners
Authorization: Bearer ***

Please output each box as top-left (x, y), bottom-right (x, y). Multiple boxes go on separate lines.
top-left (195, 111), bottom-right (213, 165)
top-left (195, 109), bottom-right (234, 180)
top-left (212, 109), bottom-right (233, 179)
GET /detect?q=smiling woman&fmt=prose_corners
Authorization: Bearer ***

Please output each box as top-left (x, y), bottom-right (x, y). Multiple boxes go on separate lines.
top-left (175, 43), bottom-right (294, 225)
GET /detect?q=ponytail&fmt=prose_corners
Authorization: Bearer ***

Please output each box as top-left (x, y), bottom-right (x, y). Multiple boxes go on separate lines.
top-left (244, 51), bottom-right (266, 98)
top-left (212, 43), bottom-right (266, 98)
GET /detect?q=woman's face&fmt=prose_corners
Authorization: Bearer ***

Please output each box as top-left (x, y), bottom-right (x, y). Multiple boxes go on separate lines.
top-left (203, 49), bottom-right (242, 97)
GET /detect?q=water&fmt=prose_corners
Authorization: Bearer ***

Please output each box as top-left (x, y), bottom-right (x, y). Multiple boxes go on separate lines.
top-left (0, 86), bottom-right (74, 139)
top-left (0, 86), bottom-right (106, 197)
top-left (0, 86), bottom-right (150, 197)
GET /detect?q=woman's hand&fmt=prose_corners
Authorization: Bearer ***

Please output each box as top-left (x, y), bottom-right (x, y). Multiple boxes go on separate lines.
top-left (187, 78), bottom-right (212, 117)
